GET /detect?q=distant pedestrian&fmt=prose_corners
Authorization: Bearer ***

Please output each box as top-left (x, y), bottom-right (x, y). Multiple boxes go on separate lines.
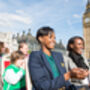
top-left (19, 42), bottom-right (32, 90)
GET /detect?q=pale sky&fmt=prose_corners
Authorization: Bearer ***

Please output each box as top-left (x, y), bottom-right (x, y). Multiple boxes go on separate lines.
top-left (0, 0), bottom-right (88, 46)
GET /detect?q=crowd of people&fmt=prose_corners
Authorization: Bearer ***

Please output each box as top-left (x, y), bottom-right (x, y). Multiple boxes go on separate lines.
top-left (0, 42), bottom-right (32, 90)
top-left (0, 26), bottom-right (90, 90)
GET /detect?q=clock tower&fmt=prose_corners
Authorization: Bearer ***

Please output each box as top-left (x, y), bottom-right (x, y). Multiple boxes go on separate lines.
top-left (83, 0), bottom-right (90, 59)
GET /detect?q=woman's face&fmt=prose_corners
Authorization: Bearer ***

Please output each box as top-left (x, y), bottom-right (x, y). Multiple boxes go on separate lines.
top-left (72, 39), bottom-right (84, 55)
top-left (20, 44), bottom-right (29, 55)
top-left (16, 59), bottom-right (25, 67)
top-left (40, 32), bottom-right (56, 50)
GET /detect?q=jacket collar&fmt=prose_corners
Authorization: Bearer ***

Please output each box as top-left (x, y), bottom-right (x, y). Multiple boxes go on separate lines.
top-left (40, 49), bottom-right (64, 76)
top-left (51, 52), bottom-right (65, 74)
top-left (40, 50), bottom-right (53, 78)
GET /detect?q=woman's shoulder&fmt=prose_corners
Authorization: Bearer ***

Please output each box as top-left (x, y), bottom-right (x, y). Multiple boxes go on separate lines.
top-left (29, 51), bottom-right (42, 63)
top-left (63, 53), bottom-right (77, 70)
top-left (51, 51), bottom-right (62, 56)
top-left (63, 55), bottom-right (71, 61)
top-left (3, 64), bottom-right (15, 76)
top-left (5, 64), bottom-right (15, 70)
top-left (30, 50), bottom-right (41, 54)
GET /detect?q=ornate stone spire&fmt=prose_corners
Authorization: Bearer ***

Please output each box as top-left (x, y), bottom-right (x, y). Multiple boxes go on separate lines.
top-left (87, 0), bottom-right (90, 8)
top-left (17, 33), bottom-right (20, 38)
top-left (22, 30), bottom-right (26, 41)
top-left (23, 30), bottom-right (25, 35)
top-left (27, 28), bottom-right (31, 36)
top-left (28, 28), bottom-right (31, 33)
top-left (12, 34), bottom-right (15, 39)
top-left (84, 0), bottom-right (90, 14)
top-left (88, 0), bottom-right (90, 4)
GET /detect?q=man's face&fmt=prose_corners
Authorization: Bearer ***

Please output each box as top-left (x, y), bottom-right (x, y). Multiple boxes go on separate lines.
top-left (72, 39), bottom-right (84, 55)
top-left (39, 32), bottom-right (56, 50)
top-left (20, 44), bottom-right (29, 55)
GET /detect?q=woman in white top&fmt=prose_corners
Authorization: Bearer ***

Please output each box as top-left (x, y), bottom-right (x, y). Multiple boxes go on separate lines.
top-left (64, 36), bottom-right (90, 90)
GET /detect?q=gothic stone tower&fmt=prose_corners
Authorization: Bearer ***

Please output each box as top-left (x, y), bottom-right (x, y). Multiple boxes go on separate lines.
top-left (83, 0), bottom-right (90, 59)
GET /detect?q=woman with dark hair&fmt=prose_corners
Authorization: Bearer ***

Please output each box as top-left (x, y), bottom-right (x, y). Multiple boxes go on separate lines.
top-left (28, 27), bottom-right (89, 90)
top-left (64, 36), bottom-right (90, 90)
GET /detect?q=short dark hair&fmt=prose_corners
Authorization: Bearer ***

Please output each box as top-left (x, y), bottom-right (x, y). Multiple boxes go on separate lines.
top-left (36, 26), bottom-right (54, 43)
top-left (67, 36), bottom-right (84, 51)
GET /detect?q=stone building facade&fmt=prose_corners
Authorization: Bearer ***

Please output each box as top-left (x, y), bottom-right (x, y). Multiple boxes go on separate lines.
top-left (83, 0), bottom-right (90, 59)
top-left (0, 32), bottom-right (18, 53)
top-left (14, 29), bottom-right (66, 54)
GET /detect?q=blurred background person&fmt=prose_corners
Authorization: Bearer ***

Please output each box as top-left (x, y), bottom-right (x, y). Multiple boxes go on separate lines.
top-left (5, 48), bottom-right (10, 54)
top-left (1, 47), bottom-right (11, 76)
top-left (18, 42), bottom-right (32, 90)
top-left (0, 42), bottom-right (6, 60)
top-left (19, 42), bottom-right (29, 57)
top-left (2, 51), bottom-right (26, 90)
top-left (0, 41), bottom-right (6, 90)
top-left (64, 36), bottom-right (90, 90)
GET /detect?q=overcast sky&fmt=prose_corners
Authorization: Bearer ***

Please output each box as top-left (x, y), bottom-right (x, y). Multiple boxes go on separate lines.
top-left (0, 0), bottom-right (88, 46)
